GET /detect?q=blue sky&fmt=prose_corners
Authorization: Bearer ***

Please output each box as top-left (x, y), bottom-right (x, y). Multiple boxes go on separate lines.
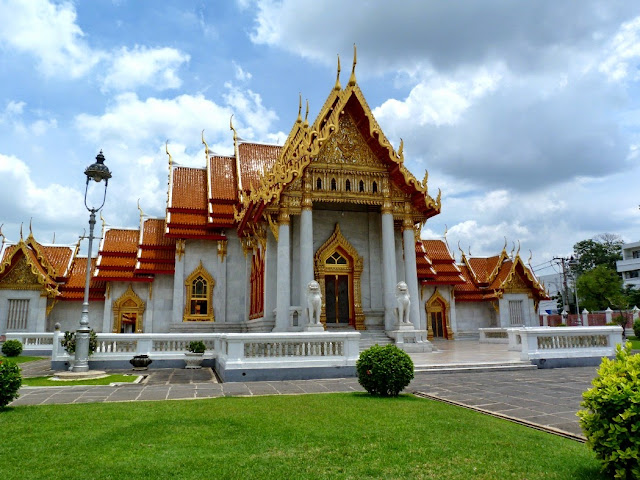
top-left (1, 0), bottom-right (640, 277)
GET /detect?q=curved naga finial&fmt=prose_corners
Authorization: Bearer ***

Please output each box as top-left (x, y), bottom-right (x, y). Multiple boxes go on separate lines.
top-left (304, 99), bottom-right (309, 127)
top-left (19, 222), bottom-right (23, 240)
top-left (297, 93), bottom-right (302, 124)
top-left (334, 54), bottom-right (341, 91)
top-left (29, 217), bottom-right (33, 237)
top-left (516, 240), bottom-right (521, 257)
top-left (348, 44), bottom-right (357, 86)
top-left (510, 241), bottom-right (516, 258)
top-left (165, 140), bottom-right (172, 167)
top-left (0, 224), bottom-right (4, 249)
top-left (468, 246), bottom-right (472, 256)
top-left (137, 198), bottom-right (145, 219)
top-left (201, 130), bottom-right (210, 158)
top-left (457, 240), bottom-right (465, 260)
top-left (397, 138), bottom-right (404, 162)
top-left (502, 236), bottom-right (507, 253)
top-left (528, 249), bottom-right (533, 266)
top-left (229, 114), bottom-right (237, 141)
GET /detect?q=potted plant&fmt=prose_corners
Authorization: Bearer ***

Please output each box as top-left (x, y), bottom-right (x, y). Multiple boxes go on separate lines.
top-left (185, 340), bottom-right (206, 369)
top-left (61, 330), bottom-right (98, 370)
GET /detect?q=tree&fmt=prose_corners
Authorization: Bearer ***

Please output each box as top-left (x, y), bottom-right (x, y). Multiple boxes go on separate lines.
top-left (571, 233), bottom-right (623, 276)
top-left (576, 265), bottom-right (623, 312)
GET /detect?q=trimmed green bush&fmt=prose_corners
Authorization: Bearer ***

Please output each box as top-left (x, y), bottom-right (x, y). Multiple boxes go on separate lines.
top-left (188, 341), bottom-right (206, 354)
top-left (356, 344), bottom-right (414, 397)
top-left (0, 358), bottom-right (22, 408)
top-left (633, 318), bottom-right (640, 339)
top-left (61, 330), bottom-right (98, 355)
top-left (1, 339), bottom-right (23, 357)
top-left (578, 343), bottom-right (640, 479)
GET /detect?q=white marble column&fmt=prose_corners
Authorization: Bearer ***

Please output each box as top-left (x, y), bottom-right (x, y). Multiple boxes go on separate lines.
top-left (381, 197), bottom-right (397, 331)
top-left (172, 240), bottom-right (186, 323)
top-left (263, 230), bottom-right (277, 321)
top-left (299, 196), bottom-right (314, 324)
top-left (274, 205), bottom-right (291, 332)
top-left (102, 284), bottom-right (113, 332)
top-left (402, 220), bottom-right (421, 330)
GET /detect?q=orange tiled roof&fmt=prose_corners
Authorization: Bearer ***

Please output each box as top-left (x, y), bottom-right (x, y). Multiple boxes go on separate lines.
top-left (95, 228), bottom-right (141, 281)
top-left (171, 167), bottom-right (208, 210)
top-left (419, 240), bottom-right (465, 285)
top-left (238, 142), bottom-right (281, 190)
top-left (59, 257), bottom-right (106, 300)
top-left (101, 229), bottom-right (139, 254)
top-left (208, 156), bottom-right (237, 202)
top-left (40, 245), bottom-right (75, 279)
top-left (135, 218), bottom-right (176, 274)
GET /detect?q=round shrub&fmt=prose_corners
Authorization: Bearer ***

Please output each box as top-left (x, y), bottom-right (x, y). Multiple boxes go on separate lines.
top-left (0, 358), bottom-right (22, 408)
top-left (578, 343), bottom-right (640, 479)
top-left (2, 339), bottom-right (23, 357)
top-left (633, 318), bottom-right (640, 339)
top-left (188, 341), bottom-right (206, 354)
top-left (356, 344), bottom-right (414, 397)
top-left (61, 330), bottom-right (98, 355)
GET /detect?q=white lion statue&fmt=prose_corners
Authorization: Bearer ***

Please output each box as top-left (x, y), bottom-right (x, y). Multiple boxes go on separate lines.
top-left (306, 280), bottom-right (322, 325)
top-left (395, 281), bottom-right (411, 324)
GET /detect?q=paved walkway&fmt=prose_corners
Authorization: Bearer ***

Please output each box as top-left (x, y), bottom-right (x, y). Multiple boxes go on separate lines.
top-left (11, 359), bottom-right (598, 440)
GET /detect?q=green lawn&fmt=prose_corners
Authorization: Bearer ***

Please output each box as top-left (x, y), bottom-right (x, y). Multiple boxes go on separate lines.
top-left (628, 336), bottom-right (640, 350)
top-left (22, 374), bottom-right (139, 387)
top-left (0, 393), bottom-right (603, 480)
top-left (1, 355), bottom-right (45, 364)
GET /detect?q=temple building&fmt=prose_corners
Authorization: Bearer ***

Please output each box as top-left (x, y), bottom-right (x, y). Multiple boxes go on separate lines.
top-left (0, 56), bottom-right (547, 347)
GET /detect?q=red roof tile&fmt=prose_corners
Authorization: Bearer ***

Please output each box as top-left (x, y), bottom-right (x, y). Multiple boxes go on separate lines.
top-left (171, 167), bottom-right (208, 210)
top-left (208, 155), bottom-right (237, 202)
top-left (238, 142), bottom-right (281, 190)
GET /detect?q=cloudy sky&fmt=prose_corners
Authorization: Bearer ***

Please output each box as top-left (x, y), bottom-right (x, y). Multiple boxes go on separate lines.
top-left (1, 0), bottom-right (639, 277)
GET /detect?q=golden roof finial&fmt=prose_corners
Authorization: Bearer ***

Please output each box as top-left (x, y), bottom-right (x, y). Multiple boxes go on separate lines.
top-left (397, 138), bottom-right (404, 162)
top-left (20, 222), bottom-right (23, 240)
top-left (229, 114), bottom-right (243, 192)
top-left (348, 44), bottom-right (357, 86)
top-left (304, 99), bottom-right (309, 127)
top-left (510, 241), bottom-right (515, 258)
top-left (422, 169), bottom-right (429, 190)
top-left (52, 232), bottom-right (55, 244)
top-left (334, 54), bottom-right (342, 91)
top-left (0, 224), bottom-right (4, 250)
top-left (443, 224), bottom-right (451, 251)
top-left (297, 94), bottom-right (302, 124)
top-left (502, 236), bottom-right (507, 254)
top-left (468, 246), bottom-right (472, 256)
top-left (436, 188), bottom-right (442, 208)
top-left (137, 198), bottom-right (145, 219)
top-left (528, 249), bottom-right (533, 265)
top-left (99, 211), bottom-right (107, 237)
top-left (516, 240), bottom-right (521, 258)
top-left (230, 114), bottom-right (237, 142)
top-left (165, 140), bottom-right (172, 167)
top-left (201, 130), bottom-right (210, 158)
top-left (28, 217), bottom-right (33, 237)
top-left (457, 240), bottom-right (465, 261)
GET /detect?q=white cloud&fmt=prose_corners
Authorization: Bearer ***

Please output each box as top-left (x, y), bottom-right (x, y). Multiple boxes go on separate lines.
top-left (0, 101), bottom-right (58, 137)
top-left (0, 0), bottom-right (102, 78)
top-left (102, 46), bottom-right (191, 92)
top-left (600, 16), bottom-right (640, 81)
top-left (233, 61), bottom-right (253, 82)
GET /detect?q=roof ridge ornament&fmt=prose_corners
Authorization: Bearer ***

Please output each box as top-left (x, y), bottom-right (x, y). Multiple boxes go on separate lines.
top-left (528, 249), bottom-right (533, 266)
top-left (52, 232), bottom-right (55, 244)
top-left (0, 223), bottom-right (4, 250)
top-left (297, 94), bottom-right (302, 124)
top-left (334, 54), bottom-right (341, 91)
top-left (304, 99), bottom-right (309, 127)
top-left (516, 240), bottom-right (521, 258)
top-left (201, 130), bottom-right (210, 158)
top-left (137, 198), bottom-right (145, 220)
top-left (230, 114), bottom-right (243, 193)
top-left (165, 140), bottom-right (172, 167)
top-left (20, 222), bottom-right (23, 240)
top-left (397, 138), bottom-right (404, 162)
top-left (348, 44), bottom-right (357, 86)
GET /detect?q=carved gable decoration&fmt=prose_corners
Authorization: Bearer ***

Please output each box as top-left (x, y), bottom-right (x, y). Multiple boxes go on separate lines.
top-left (503, 271), bottom-right (530, 294)
top-left (316, 113), bottom-right (386, 170)
top-left (0, 255), bottom-right (43, 290)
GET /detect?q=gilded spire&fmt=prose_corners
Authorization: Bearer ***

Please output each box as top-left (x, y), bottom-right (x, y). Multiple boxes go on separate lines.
top-left (304, 99), bottom-right (309, 128)
top-left (457, 240), bottom-right (466, 261)
top-left (348, 44), bottom-right (357, 86)
top-left (230, 114), bottom-right (243, 193)
top-left (443, 224), bottom-right (451, 251)
top-left (527, 249), bottom-right (533, 266)
top-left (422, 170), bottom-right (428, 192)
top-left (19, 222), bottom-right (23, 240)
top-left (297, 94), bottom-right (302, 123)
top-left (510, 241), bottom-right (515, 259)
top-left (201, 130), bottom-right (210, 158)
top-left (334, 54), bottom-right (341, 91)
top-left (397, 138), bottom-right (404, 162)
top-left (516, 240), bottom-right (521, 258)
top-left (28, 217), bottom-right (33, 237)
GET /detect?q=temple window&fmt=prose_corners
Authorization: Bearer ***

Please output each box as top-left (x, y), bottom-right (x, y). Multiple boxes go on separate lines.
top-left (316, 178), bottom-right (322, 190)
top-left (359, 180), bottom-right (364, 192)
top-left (345, 179), bottom-right (351, 192)
top-left (184, 261), bottom-right (215, 322)
top-left (331, 178), bottom-right (337, 191)
top-left (372, 181), bottom-right (378, 193)
top-left (326, 251), bottom-right (348, 265)
top-left (6, 299), bottom-right (29, 330)
top-left (508, 300), bottom-right (524, 326)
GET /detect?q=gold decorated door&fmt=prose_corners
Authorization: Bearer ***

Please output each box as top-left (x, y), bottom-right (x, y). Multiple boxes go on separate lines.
top-left (325, 273), bottom-right (352, 326)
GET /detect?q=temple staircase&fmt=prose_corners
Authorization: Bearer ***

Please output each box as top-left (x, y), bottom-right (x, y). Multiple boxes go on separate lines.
top-left (358, 327), bottom-right (393, 351)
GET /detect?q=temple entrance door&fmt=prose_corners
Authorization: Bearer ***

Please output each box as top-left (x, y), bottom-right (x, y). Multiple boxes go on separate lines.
top-left (325, 274), bottom-right (351, 325)
top-left (430, 309), bottom-right (447, 338)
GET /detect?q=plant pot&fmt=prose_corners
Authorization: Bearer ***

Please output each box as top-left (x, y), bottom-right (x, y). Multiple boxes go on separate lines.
top-left (130, 354), bottom-right (153, 370)
top-left (185, 352), bottom-right (204, 369)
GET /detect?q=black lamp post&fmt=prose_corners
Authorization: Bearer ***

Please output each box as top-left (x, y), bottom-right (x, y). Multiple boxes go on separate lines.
top-left (73, 151), bottom-right (112, 372)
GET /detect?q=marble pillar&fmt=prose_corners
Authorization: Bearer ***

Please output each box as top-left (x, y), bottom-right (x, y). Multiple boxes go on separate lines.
top-left (299, 204), bottom-right (314, 324)
top-left (402, 223), bottom-right (421, 330)
top-left (381, 210), bottom-right (397, 331)
top-left (274, 205), bottom-right (291, 332)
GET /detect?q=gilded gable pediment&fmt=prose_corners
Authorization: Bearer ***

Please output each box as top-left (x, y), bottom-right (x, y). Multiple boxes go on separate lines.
top-left (0, 256), bottom-right (43, 290)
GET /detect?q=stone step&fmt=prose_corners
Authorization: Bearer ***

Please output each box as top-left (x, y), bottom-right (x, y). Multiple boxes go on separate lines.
top-left (414, 362), bottom-right (536, 374)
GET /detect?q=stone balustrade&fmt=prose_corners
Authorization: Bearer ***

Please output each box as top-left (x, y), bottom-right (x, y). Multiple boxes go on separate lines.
top-left (216, 331), bottom-right (360, 382)
top-left (478, 328), bottom-right (509, 344)
top-left (515, 326), bottom-right (623, 367)
top-left (4, 332), bottom-right (54, 355)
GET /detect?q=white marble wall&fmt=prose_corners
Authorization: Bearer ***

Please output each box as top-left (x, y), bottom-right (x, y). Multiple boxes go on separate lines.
top-left (454, 302), bottom-right (496, 338)
top-left (224, 234), bottom-right (246, 324)
top-left (498, 294), bottom-right (537, 327)
top-left (48, 300), bottom-right (104, 333)
top-left (147, 274), bottom-right (174, 332)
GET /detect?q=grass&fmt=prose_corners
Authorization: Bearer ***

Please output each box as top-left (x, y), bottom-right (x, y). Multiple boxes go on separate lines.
top-left (0, 393), bottom-right (604, 480)
top-left (22, 374), bottom-right (139, 387)
top-left (628, 336), bottom-right (640, 350)
top-left (1, 355), bottom-right (45, 364)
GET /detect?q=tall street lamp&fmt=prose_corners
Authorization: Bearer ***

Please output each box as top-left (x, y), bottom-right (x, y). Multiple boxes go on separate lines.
top-left (73, 150), bottom-right (112, 372)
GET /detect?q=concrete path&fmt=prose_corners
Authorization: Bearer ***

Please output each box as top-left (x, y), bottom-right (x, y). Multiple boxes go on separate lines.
top-left (10, 360), bottom-right (598, 440)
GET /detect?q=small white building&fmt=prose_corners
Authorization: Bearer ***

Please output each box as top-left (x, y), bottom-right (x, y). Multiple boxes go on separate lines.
top-left (616, 241), bottom-right (640, 288)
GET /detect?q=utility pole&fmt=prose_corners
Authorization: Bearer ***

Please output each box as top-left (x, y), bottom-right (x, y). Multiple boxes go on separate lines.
top-left (554, 256), bottom-right (570, 314)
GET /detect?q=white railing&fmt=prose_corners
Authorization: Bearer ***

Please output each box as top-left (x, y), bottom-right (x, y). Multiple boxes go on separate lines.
top-left (516, 326), bottom-right (623, 362)
top-left (218, 332), bottom-right (361, 370)
top-left (51, 332), bottom-right (223, 362)
top-left (5, 333), bottom-right (54, 351)
top-left (478, 328), bottom-right (508, 344)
